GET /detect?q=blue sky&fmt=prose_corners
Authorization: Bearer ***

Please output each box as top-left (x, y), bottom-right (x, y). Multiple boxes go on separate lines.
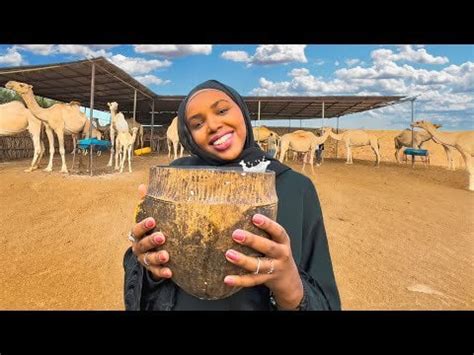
top-left (1, 44), bottom-right (472, 130)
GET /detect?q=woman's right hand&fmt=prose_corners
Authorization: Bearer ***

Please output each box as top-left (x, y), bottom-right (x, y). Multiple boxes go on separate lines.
top-left (130, 184), bottom-right (173, 281)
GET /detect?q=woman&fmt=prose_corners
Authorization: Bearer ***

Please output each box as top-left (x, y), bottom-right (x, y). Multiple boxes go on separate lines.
top-left (123, 80), bottom-right (340, 310)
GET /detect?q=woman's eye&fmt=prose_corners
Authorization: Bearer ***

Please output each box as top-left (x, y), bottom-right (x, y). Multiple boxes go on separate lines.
top-left (194, 121), bottom-right (203, 129)
top-left (218, 107), bottom-right (229, 115)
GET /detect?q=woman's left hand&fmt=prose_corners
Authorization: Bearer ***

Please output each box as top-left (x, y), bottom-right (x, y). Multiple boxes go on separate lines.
top-left (224, 213), bottom-right (304, 310)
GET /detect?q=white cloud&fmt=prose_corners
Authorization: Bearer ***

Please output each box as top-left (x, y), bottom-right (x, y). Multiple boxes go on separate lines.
top-left (334, 60), bottom-right (340, 66)
top-left (221, 51), bottom-right (250, 62)
top-left (108, 54), bottom-right (172, 75)
top-left (15, 45), bottom-right (55, 55)
top-left (222, 45), bottom-right (307, 66)
top-left (135, 74), bottom-right (170, 86)
top-left (372, 45), bottom-right (449, 65)
top-left (134, 45), bottom-right (212, 57)
top-left (345, 58), bottom-right (361, 67)
top-left (0, 48), bottom-right (24, 66)
top-left (314, 59), bottom-right (325, 66)
top-left (250, 46), bottom-right (473, 129)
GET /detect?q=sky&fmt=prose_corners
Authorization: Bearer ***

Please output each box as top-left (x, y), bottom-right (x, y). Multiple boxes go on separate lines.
top-left (0, 44), bottom-right (472, 130)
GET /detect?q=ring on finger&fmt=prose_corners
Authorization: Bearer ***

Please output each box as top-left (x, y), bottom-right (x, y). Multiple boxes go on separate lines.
top-left (143, 252), bottom-right (151, 267)
top-left (254, 257), bottom-right (261, 275)
top-left (128, 231), bottom-right (137, 243)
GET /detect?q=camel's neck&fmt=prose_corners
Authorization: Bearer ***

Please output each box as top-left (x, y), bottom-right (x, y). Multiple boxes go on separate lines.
top-left (329, 130), bottom-right (344, 140)
top-left (423, 126), bottom-right (455, 146)
top-left (20, 90), bottom-right (48, 121)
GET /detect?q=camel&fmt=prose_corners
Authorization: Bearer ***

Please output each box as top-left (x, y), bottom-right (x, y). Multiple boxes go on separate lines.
top-left (93, 119), bottom-right (111, 141)
top-left (5, 81), bottom-right (87, 173)
top-left (0, 101), bottom-right (54, 172)
top-left (115, 127), bottom-right (139, 173)
top-left (394, 127), bottom-right (456, 170)
top-left (70, 118), bottom-right (103, 155)
top-left (411, 120), bottom-right (474, 191)
top-left (327, 128), bottom-right (381, 166)
top-left (252, 125), bottom-right (281, 156)
top-left (125, 118), bottom-right (144, 149)
top-left (167, 116), bottom-right (184, 160)
top-left (278, 128), bottom-right (331, 174)
top-left (106, 102), bottom-right (130, 168)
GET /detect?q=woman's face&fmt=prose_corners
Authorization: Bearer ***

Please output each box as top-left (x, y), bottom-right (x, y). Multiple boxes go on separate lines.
top-left (185, 89), bottom-right (247, 161)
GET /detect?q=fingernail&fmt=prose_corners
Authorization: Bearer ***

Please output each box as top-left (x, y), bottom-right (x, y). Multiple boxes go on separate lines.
top-left (162, 269), bottom-right (171, 278)
top-left (225, 250), bottom-right (239, 261)
top-left (145, 218), bottom-right (155, 228)
top-left (154, 234), bottom-right (164, 244)
top-left (159, 253), bottom-right (167, 262)
top-left (224, 276), bottom-right (235, 286)
top-left (253, 214), bottom-right (264, 225)
top-left (232, 229), bottom-right (245, 242)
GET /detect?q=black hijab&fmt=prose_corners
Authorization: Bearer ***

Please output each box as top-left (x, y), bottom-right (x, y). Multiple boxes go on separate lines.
top-left (175, 80), bottom-right (290, 176)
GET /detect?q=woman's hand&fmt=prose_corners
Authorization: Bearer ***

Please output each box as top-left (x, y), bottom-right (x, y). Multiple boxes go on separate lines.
top-left (129, 184), bottom-right (172, 281)
top-left (224, 214), bottom-right (304, 310)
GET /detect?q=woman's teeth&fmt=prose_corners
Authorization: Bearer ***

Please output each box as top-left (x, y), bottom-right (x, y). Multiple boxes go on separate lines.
top-left (213, 133), bottom-right (232, 145)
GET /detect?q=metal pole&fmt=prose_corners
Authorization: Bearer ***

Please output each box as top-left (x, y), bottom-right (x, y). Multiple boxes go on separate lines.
top-left (150, 100), bottom-right (155, 151)
top-left (322, 101), bottom-right (325, 129)
top-left (89, 62), bottom-right (95, 176)
top-left (411, 98), bottom-right (415, 167)
top-left (336, 116), bottom-right (339, 159)
top-left (257, 100), bottom-right (261, 122)
top-left (257, 100), bottom-right (261, 140)
top-left (133, 89), bottom-right (137, 124)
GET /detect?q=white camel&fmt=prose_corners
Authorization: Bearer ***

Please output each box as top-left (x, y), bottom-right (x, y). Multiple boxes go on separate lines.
top-left (278, 128), bottom-right (331, 173)
top-left (394, 127), bottom-right (456, 170)
top-left (0, 101), bottom-right (54, 172)
top-left (411, 120), bottom-right (474, 191)
top-left (328, 128), bottom-right (381, 166)
top-left (167, 116), bottom-right (184, 160)
top-left (5, 81), bottom-right (87, 173)
top-left (106, 102), bottom-right (130, 168)
top-left (125, 118), bottom-right (144, 149)
top-left (115, 127), bottom-right (139, 173)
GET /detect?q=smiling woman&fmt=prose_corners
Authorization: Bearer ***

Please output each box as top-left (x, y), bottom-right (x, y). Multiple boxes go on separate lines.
top-left (123, 80), bottom-right (341, 311)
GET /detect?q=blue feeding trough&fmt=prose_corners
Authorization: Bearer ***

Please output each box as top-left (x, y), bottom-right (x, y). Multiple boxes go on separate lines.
top-left (78, 138), bottom-right (111, 151)
top-left (403, 148), bottom-right (429, 156)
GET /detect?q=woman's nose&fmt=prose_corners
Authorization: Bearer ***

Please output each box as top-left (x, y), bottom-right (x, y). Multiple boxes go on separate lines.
top-left (206, 114), bottom-right (223, 132)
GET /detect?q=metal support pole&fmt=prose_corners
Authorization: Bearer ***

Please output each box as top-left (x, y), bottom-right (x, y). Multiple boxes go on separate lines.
top-left (133, 89), bottom-right (137, 124)
top-left (89, 62), bottom-right (95, 176)
top-left (336, 116), bottom-right (340, 159)
top-left (411, 98), bottom-right (415, 167)
top-left (322, 101), bottom-right (325, 129)
top-left (150, 100), bottom-right (155, 151)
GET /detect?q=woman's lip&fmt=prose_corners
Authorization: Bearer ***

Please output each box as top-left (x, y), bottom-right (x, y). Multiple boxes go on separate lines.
top-left (209, 130), bottom-right (233, 145)
top-left (212, 132), bottom-right (234, 152)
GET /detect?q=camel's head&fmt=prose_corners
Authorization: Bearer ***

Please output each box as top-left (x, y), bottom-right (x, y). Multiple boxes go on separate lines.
top-left (69, 100), bottom-right (81, 106)
top-left (320, 127), bottom-right (332, 135)
top-left (107, 102), bottom-right (119, 111)
top-left (5, 81), bottom-right (32, 94)
top-left (411, 120), bottom-right (440, 131)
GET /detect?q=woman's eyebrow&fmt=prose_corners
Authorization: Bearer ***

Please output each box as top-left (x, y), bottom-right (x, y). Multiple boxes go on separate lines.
top-left (210, 99), bottom-right (230, 109)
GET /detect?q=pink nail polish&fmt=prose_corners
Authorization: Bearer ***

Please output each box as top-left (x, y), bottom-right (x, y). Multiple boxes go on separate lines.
top-left (154, 234), bottom-right (164, 244)
top-left (145, 218), bottom-right (155, 228)
top-left (224, 276), bottom-right (235, 286)
top-left (253, 214), bottom-right (264, 225)
top-left (232, 229), bottom-right (245, 242)
top-left (226, 250), bottom-right (239, 261)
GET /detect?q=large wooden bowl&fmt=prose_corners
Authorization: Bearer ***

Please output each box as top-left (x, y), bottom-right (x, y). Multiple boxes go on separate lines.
top-left (135, 165), bottom-right (278, 300)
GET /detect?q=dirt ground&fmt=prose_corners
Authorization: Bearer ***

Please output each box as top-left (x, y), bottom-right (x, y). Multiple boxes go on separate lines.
top-left (0, 149), bottom-right (473, 310)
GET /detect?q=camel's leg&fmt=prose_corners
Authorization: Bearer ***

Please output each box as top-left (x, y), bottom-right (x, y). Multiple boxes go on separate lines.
top-left (345, 144), bottom-right (352, 164)
top-left (279, 144), bottom-right (288, 163)
top-left (128, 146), bottom-right (133, 172)
top-left (310, 150), bottom-right (315, 175)
top-left (442, 145), bottom-right (455, 171)
top-left (36, 138), bottom-right (45, 169)
top-left (107, 127), bottom-right (116, 167)
top-left (140, 130), bottom-right (144, 149)
top-left (173, 141), bottom-right (178, 161)
top-left (460, 152), bottom-right (473, 191)
top-left (115, 138), bottom-right (121, 171)
top-left (371, 142), bottom-right (381, 166)
top-left (395, 148), bottom-right (401, 164)
top-left (25, 131), bottom-right (41, 172)
top-left (167, 140), bottom-right (172, 159)
top-left (43, 127), bottom-right (55, 172)
top-left (71, 135), bottom-right (76, 154)
top-left (56, 132), bottom-right (68, 174)
top-left (180, 143), bottom-right (184, 158)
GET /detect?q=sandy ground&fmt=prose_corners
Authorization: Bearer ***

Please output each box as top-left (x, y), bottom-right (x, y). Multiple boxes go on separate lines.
top-left (0, 150), bottom-right (473, 310)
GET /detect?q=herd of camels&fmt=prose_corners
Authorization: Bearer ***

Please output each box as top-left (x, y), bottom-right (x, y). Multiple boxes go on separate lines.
top-left (1, 80), bottom-right (473, 190)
